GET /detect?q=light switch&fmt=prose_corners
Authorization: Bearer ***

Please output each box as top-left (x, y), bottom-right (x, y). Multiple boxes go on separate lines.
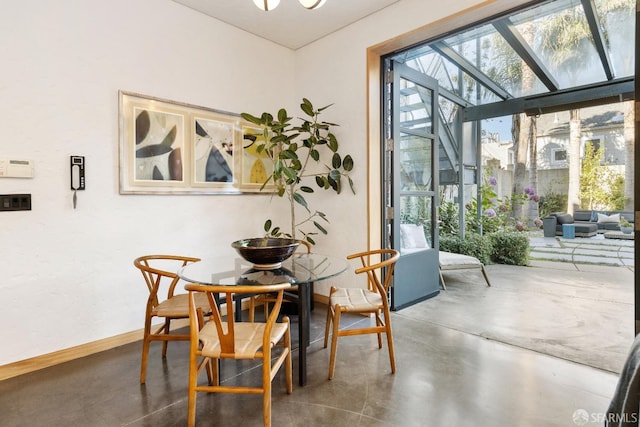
top-left (0, 194), bottom-right (31, 211)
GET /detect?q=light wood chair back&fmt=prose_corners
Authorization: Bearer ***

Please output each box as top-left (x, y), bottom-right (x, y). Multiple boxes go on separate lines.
top-left (186, 282), bottom-right (293, 427)
top-left (133, 254), bottom-right (207, 384)
top-left (323, 249), bottom-right (400, 380)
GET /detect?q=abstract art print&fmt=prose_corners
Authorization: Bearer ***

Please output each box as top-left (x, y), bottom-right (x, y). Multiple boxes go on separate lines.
top-left (240, 125), bottom-right (275, 191)
top-left (133, 108), bottom-right (185, 183)
top-left (192, 116), bottom-right (235, 186)
top-left (119, 91), bottom-right (268, 195)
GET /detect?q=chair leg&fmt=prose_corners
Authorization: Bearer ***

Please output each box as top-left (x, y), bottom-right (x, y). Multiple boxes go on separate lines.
top-left (323, 303), bottom-right (333, 348)
top-left (384, 316), bottom-right (396, 374)
top-left (283, 318), bottom-right (293, 394)
top-left (249, 297), bottom-right (256, 322)
top-left (162, 318), bottom-right (170, 357)
top-left (187, 353), bottom-right (198, 427)
top-left (263, 356), bottom-right (272, 427)
top-left (439, 269), bottom-right (446, 290)
top-left (481, 265), bottom-right (492, 287)
top-left (328, 309), bottom-right (341, 380)
top-left (139, 318), bottom-right (153, 384)
top-left (375, 313), bottom-right (383, 349)
top-left (212, 357), bottom-right (220, 386)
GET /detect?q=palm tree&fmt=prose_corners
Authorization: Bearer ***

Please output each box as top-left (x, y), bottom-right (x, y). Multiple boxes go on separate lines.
top-left (539, 0), bottom-right (634, 214)
top-left (623, 100), bottom-right (634, 210)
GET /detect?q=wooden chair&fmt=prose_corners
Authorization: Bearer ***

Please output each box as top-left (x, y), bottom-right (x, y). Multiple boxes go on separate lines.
top-left (323, 249), bottom-right (400, 380)
top-left (133, 254), bottom-right (210, 384)
top-left (248, 240), bottom-right (312, 322)
top-left (186, 282), bottom-right (293, 427)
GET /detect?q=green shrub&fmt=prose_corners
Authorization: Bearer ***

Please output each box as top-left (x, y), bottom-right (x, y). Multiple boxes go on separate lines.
top-left (439, 233), bottom-right (493, 265)
top-left (489, 232), bottom-right (530, 266)
top-left (539, 192), bottom-right (567, 218)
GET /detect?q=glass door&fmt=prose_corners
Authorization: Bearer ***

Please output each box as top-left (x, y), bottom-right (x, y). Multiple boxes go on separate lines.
top-left (384, 60), bottom-right (440, 310)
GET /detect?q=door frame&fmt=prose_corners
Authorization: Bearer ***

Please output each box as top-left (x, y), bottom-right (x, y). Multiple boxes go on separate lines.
top-left (366, 0), bottom-right (637, 331)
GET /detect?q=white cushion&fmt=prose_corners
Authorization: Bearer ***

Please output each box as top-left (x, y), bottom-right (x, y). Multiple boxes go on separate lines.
top-left (400, 224), bottom-right (430, 249)
top-left (597, 213), bottom-right (620, 224)
top-left (439, 251), bottom-right (482, 269)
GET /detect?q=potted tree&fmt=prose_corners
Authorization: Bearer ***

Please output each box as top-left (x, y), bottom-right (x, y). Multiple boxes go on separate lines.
top-left (619, 217), bottom-right (633, 234)
top-left (241, 98), bottom-right (355, 245)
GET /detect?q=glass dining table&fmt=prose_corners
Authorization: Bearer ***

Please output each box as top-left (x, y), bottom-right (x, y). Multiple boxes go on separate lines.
top-left (177, 252), bottom-right (348, 386)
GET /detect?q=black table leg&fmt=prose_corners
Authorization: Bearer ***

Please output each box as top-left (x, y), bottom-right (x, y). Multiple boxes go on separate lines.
top-left (297, 282), bottom-right (311, 386)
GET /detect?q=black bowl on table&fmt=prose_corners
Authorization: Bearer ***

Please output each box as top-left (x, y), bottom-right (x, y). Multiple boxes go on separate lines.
top-left (231, 238), bottom-right (300, 269)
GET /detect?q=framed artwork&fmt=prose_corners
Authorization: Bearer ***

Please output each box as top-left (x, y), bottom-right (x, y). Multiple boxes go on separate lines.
top-left (119, 91), bottom-right (272, 194)
top-left (239, 125), bottom-right (275, 192)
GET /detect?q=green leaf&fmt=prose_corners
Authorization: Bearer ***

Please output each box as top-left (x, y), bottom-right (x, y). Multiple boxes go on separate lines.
top-left (283, 166), bottom-right (297, 181)
top-left (332, 153), bottom-right (342, 169)
top-left (329, 169), bottom-right (341, 180)
top-left (240, 112), bottom-right (263, 125)
top-left (310, 149), bottom-right (320, 161)
top-left (271, 134), bottom-right (288, 144)
top-left (300, 186), bottom-right (314, 193)
top-left (328, 134), bottom-right (338, 152)
top-left (306, 236), bottom-right (316, 245)
top-left (281, 149), bottom-right (299, 160)
top-left (301, 98), bottom-right (314, 116)
top-left (348, 176), bottom-right (355, 194)
top-left (260, 112), bottom-right (273, 123)
top-left (343, 155), bottom-right (354, 171)
top-left (277, 187), bottom-right (285, 197)
top-left (293, 192), bottom-right (309, 210)
top-left (314, 221), bottom-right (328, 235)
top-left (317, 211), bottom-right (328, 221)
top-left (271, 227), bottom-right (281, 236)
top-left (317, 103), bottom-right (334, 112)
top-left (264, 219), bottom-right (272, 232)
top-left (327, 175), bottom-right (338, 191)
top-left (277, 108), bottom-right (288, 123)
top-left (315, 176), bottom-right (325, 187)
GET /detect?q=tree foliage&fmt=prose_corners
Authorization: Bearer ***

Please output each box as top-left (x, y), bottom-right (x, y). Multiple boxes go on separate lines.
top-left (241, 99), bottom-right (355, 244)
top-left (579, 143), bottom-right (624, 210)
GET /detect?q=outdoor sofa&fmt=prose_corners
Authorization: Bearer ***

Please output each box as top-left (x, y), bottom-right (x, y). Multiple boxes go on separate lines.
top-left (547, 210), bottom-right (634, 237)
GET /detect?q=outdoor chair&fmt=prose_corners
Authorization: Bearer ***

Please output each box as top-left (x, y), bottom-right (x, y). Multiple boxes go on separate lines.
top-left (133, 254), bottom-right (211, 384)
top-left (323, 249), bottom-right (400, 380)
top-left (438, 251), bottom-right (492, 290)
top-left (185, 282), bottom-right (292, 427)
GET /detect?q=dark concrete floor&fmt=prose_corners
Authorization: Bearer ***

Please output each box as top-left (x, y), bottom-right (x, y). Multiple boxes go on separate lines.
top-left (0, 268), bottom-right (624, 427)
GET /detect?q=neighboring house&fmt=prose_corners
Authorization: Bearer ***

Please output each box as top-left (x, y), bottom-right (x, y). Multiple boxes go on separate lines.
top-left (535, 103), bottom-right (627, 197)
top-left (480, 102), bottom-right (628, 200)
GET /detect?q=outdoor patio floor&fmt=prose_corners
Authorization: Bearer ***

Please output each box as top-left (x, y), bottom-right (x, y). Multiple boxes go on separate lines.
top-left (529, 232), bottom-right (634, 267)
top-left (427, 231), bottom-right (635, 374)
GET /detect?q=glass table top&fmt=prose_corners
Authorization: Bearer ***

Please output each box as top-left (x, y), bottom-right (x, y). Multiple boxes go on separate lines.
top-left (178, 252), bottom-right (349, 287)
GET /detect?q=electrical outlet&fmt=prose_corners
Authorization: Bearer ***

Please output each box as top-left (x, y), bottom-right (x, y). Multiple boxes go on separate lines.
top-left (0, 194), bottom-right (31, 211)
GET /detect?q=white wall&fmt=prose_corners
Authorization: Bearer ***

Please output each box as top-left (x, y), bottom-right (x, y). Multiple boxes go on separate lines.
top-left (1, 0), bottom-right (509, 365)
top-left (0, 0), bottom-right (295, 365)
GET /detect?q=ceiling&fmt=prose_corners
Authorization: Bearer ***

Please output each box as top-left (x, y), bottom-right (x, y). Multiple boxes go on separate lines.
top-left (172, 0), bottom-right (401, 50)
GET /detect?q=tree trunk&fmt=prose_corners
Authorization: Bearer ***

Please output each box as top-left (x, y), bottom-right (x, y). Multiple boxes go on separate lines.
top-left (511, 114), bottom-right (526, 219)
top-left (567, 109), bottom-right (581, 214)
top-left (512, 21), bottom-right (535, 220)
top-left (526, 117), bottom-right (539, 222)
top-left (623, 100), bottom-right (634, 211)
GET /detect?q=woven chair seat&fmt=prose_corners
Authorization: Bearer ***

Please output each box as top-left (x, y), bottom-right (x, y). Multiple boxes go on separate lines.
top-left (329, 288), bottom-right (382, 312)
top-left (153, 292), bottom-right (210, 318)
top-left (199, 322), bottom-right (289, 359)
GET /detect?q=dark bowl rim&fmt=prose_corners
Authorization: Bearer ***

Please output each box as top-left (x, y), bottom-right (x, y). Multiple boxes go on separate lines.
top-left (231, 238), bottom-right (300, 250)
